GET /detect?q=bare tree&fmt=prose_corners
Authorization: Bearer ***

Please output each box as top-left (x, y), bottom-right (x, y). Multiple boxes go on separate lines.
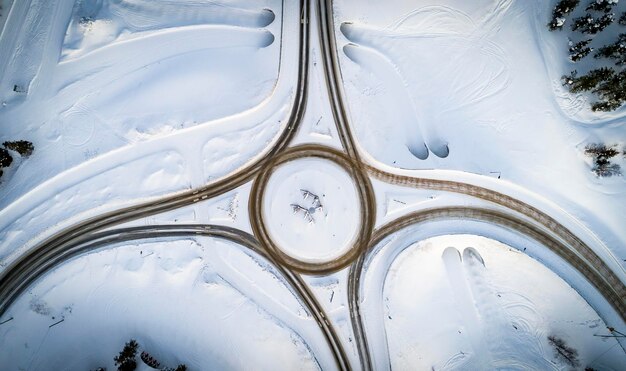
top-left (548, 335), bottom-right (580, 368)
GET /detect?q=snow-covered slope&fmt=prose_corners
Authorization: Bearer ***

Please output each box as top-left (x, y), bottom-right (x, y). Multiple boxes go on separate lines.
top-left (0, 0), bottom-right (302, 260)
top-left (373, 235), bottom-right (625, 370)
top-left (0, 237), bottom-right (332, 370)
top-left (333, 0), bottom-right (626, 261)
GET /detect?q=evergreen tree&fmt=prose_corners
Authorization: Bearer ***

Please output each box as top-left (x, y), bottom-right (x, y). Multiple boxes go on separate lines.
top-left (594, 33), bottom-right (626, 65)
top-left (592, 69), bottom-right (626, 110)
top-left (548, 335), bottom-right (581, 367)
top-left (3, 140), bottom-right (34, 157)
top-left (562, 67), bottom-right (615, 92)
top-left (572, 12), bottom-right (614, 34)
top-left (114, 340), bottom-right (138, 371)
top-left (569, 38), bottom-right (593, 61)
top-left (594, 162), bottom-right (622, 176)
top-left (549, 0), bottom-right (581, 30)
top-left (584, 143), bottom-right (622, 176)
top-left (0, 148), bottom-right (12, 168)
top-left (585, 143), bottom-right (619, 158)
top-left (585, 0), bottom-right (617, 13)
top-left (619, 11), bottom-right (626, 25)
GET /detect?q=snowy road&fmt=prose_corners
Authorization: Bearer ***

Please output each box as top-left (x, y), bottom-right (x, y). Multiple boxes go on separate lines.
top-left (0, 0), bottom-right (624, 370)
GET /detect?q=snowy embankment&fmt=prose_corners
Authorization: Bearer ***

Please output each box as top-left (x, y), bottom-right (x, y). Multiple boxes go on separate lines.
top-left (0, 0), bottom-right (300, 262)
top-left (263, 158), bottom-right (361, 263)
top-left (0, 237), bottom-right (333, 370)
top-left (363, 235), bottom-right (625, 370)
top-left (333, 0), bottom-right (626, 266)
top-left (536, 0), bottom-right (626, 125)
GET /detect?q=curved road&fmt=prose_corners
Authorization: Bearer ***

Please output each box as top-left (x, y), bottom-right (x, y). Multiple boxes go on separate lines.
top-left (0, 0), bottom-right (309, 292)
top-left (1, 224), bottom-right (350, 370)
top-left (316, 0), bottom-right (625, 369)
top-left (0, 1), bottom-right (624, 371)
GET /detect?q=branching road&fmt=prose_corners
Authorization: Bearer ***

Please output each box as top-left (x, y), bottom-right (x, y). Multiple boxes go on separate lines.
top-left (0, 1), bottom-right (624, 370)
top-left (0, 0), bottom-right (311, 321)
top-left (0, 224), bottom-right (350, 369)
top-left (316, 0), bottom-right (625, 369)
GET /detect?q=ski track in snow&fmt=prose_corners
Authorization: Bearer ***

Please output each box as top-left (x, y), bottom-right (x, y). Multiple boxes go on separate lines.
top-left (0, 0), bottom-right (280, 198)
top-left (340, 5), bottom-right (512, 161)
top-left (1, 238), bottom-right (326, 370)
top-left (441, 246), bottom-right (558, 370)
top-left (61, 0), bottom-right (276, 61)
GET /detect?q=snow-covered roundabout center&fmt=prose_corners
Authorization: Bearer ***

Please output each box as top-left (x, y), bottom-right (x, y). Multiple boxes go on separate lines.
top-left (250, 145), bottom-right (375, 274)
top-left (0, 0), bottom-right (625, 370)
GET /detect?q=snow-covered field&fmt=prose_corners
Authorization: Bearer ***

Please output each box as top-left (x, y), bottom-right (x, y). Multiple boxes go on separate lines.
top-left (335, 0), bottom-right (626, 259)
top-left (374, 235), bottom-right (624, 370)
top-left (0, 0), bottom-right (300, 259)
top-left (0, 237), bottom-right (331, 370)
top-left (0, 0), bottom-right (625, 369)
top-left (263, 158), bottom-right (360, 262)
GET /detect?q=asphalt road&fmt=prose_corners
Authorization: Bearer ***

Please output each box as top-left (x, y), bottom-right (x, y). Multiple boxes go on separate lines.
top-left (0, 1), bottom-right (624, 370)
top-left (316, 0), bottom-right (625, 369)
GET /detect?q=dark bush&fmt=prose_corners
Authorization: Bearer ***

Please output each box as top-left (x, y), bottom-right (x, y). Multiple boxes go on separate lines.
top-left (114, 340), bottom-right (138, 371)
top-left (548, 335), bottom-right (580, 367)
top-left (572, 13), bottom-right (614, 34)
top-left (3, 140), bottom-right (34, 157)
top-left (549, 0), bottom-right (581, 30)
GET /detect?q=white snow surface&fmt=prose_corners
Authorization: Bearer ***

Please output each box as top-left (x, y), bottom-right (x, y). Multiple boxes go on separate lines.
top-left (0, 237), bottom-right (332, 370)
top-left (364, 234), bottom-right (626, 370)
top-left (334, 0), bottom-right (626, 262)
top-left (263, 158), bottom-right (360, 262)
top-left (0, 0), bottom-right (625, 369)
top-left (0, 0), bottom-right (302, 260)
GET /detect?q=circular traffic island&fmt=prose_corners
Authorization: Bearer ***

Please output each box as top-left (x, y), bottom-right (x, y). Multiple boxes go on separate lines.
top-left (250, 145), bottom-right (375, 274)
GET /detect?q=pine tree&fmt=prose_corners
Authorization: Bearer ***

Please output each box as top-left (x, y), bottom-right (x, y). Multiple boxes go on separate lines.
top-left (549, 0), bottom-right (581, 30)
top-left (584, 143), bottom-right (622, 176)
top-left (562, 67), bottom-right (615, 92)
top-left (0, 148), bottom-right (12, 168)
top-left (596, 12), bottom-right (615, 30)
top-left (619, 12), bottom-right (626, 25)
top-left (3, 140), bottom-right (34, 157)
top-left (592, 69), bottom-right (626, 110)
top-left (569, 38), bottom-right (593, 61)
top-left (594, 33), bottom-right (626, 65)
top-left (548, 335), bottom-right (581, 367)
top-left (585, 0), bottom-right (617, 13)
top-left (114, 340), bottom-right (139, 371)
top-left (585, 143), bottom-right (619, 158)
top-left (572, 12), bottom-right (614, 34)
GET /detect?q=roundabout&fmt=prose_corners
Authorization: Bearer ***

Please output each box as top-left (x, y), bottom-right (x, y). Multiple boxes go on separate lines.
top-left (0, 0), bottom-right (625, 369)
top-left (249, 144), bottom-right (376, 275)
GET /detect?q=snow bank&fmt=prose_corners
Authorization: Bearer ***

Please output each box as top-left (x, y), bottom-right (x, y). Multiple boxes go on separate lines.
top-left (361, 234), bottom-right (625, 369)
top-left (333, 0), bottom-right (626, 266)
top-left (0, 237), bottom-right (334, 370)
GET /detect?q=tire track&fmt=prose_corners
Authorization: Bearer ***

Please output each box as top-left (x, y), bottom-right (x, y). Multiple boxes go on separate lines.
top-left (318, 1), bottom-right (625, 368)
top-left (0, 224), bottom-right (349, 370)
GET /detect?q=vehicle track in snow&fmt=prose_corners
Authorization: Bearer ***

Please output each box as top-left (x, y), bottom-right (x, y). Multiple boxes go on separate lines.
top-left (0, 224), bottom-right (349, 370)
top-left (317, 1), bottom-right (625, 368)
top-left (0, 1), bottom-right (625, 370)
